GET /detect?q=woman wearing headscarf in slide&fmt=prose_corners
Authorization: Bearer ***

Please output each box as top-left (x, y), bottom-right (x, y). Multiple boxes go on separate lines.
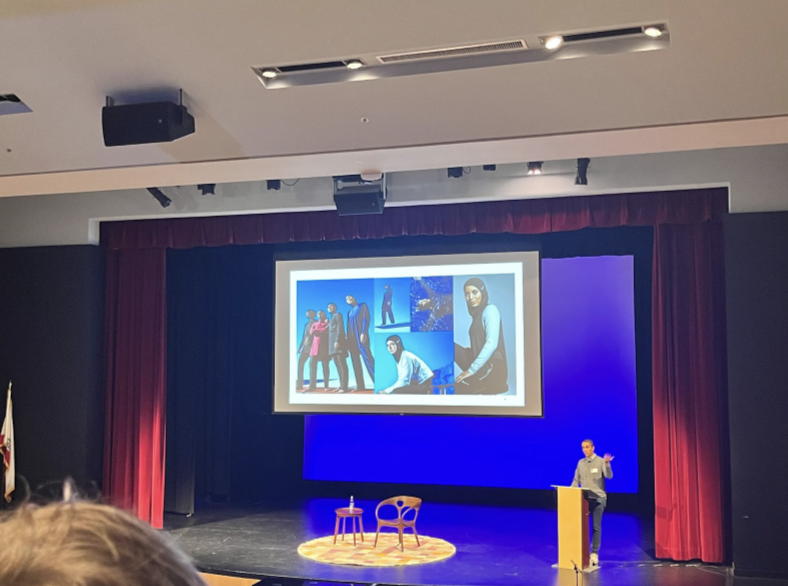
top-left (454, 277), bottom-right (508, 394)
top-left (377, 335), bottom-right (434, 394)
top-left (308, 310), bottom-right (331, 392)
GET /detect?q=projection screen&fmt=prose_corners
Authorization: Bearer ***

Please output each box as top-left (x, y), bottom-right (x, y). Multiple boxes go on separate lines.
top-left (273, 251), bottom-right (542, 416)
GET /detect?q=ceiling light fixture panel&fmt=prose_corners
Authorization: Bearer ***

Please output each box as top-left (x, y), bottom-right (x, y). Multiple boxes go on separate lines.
top-left (254, 23), bottom-right (669, 89)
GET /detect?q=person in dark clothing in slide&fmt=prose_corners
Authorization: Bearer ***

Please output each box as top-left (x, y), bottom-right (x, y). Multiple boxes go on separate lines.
top-left (308, 310), bottom-right (330, 392)
top-left (454, 277), bottom-right (508, 394)
top-left (296, 309), bottom-right (317, 390)
top-left (328, 303), bottom-right (349, 392)
top-left (381, 284), bottom-right (395, 326)
top-left (346, 295), bottom-right (375, 390)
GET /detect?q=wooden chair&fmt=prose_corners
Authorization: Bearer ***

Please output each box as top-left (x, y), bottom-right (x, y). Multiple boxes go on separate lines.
top-left (374, 496), bottom-right (422, 551)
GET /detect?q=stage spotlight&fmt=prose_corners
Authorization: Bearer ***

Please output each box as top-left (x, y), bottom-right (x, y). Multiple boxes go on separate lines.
top-left (345, 59), bottom-right (365, 70)
top-left (643, 25), bottom-right (664, 38)
top-left (543, 35), bottom-right (564, 50)
top-left (527, 162), bottom-right (543, 176)
top-left (267, 179), bottom-right (282, 190)
top-left (483, 164), bottom-right (497, 172)
top-left (198, 183), bottom-right (216, 196)
top-left (147, 187), bottom-right (172, 208)
top-left (575, 158), bottom-right (591, 185)
top-left (447, 167), bottom-right (464, 179)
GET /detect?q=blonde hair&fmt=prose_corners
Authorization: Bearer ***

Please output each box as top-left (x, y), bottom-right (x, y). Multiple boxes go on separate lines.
top-left (0, 500), bottom-right (206, 586)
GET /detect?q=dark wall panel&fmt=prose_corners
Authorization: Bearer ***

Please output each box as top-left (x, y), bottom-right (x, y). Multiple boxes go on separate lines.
top-left (725, 212), bottom-right (788, 578)
top-left (0, 246), bottom-right (105, 495)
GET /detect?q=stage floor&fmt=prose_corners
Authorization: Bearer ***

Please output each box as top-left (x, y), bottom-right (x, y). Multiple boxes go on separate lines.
top-left (164, 499), bottom-right (771, 586)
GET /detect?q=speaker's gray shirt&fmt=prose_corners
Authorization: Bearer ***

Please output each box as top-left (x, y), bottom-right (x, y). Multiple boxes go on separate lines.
top-left (570, 454), bottom-right (613, 499)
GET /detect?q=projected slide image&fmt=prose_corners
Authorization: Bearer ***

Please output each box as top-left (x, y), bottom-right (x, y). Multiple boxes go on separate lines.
top-left (374, 277), bottom-right (411, 333)
top-left (294, 278), bottom-right (375, 393)
top-left (275, 250), bottom-right (542, 415)
top-left (453, 274), bottom-right (516, 396)
top-left (291, 270), bottom-right (519, 397)
top-left (374, 332), bottom-right (455, 395)
top-left (411, 276), bottom-right (454, 333)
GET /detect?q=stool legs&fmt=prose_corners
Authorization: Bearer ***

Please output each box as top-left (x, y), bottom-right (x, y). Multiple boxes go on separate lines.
top-left (335, 513), bottom-right (364, 546)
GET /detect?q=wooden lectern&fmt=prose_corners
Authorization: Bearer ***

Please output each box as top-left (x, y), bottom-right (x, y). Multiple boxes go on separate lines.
top-left (552, 486), bottom-right (596, 572)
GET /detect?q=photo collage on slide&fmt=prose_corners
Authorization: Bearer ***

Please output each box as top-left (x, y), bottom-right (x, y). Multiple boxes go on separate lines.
top-left (294, 273), bottom-right (516, 396)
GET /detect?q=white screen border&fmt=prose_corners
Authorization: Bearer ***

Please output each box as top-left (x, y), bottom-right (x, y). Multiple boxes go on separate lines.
top-left (274, 250), bottom-right (543, 416)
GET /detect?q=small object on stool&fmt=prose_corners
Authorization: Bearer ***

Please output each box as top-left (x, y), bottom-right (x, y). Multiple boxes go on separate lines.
top-left (333, 507), bottom-right (365, 546)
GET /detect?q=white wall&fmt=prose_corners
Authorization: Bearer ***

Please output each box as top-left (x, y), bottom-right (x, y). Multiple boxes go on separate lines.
top-left (1, 144), bottom-right (787, 248)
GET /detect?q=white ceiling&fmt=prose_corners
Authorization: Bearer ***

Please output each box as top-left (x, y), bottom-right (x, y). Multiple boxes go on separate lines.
top-left (1, 0), bottom-right (787, 197)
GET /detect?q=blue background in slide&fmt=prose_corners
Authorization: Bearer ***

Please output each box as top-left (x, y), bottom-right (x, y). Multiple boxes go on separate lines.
top-left (303, 256), bottom-right (639, 493)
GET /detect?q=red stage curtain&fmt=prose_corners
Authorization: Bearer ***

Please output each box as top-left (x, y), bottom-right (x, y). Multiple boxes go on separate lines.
top-left (102, 189), bottom-right (724, 250)
top-left (652, 223), bottom-right (729, 561)
top-left (102, 189), bottom-right (729, 560)
top-left (103, 249), bottom-right (167, 528)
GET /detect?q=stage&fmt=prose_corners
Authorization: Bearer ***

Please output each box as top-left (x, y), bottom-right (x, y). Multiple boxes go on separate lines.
top-left (163, 499), bottom-right (752, 586)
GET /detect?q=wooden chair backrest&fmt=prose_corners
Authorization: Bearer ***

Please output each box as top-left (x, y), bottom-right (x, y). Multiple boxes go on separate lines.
top-left (375, 496), bottom-right (422, 522)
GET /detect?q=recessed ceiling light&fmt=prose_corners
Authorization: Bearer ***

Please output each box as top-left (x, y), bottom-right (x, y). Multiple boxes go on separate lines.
top-left (543, 36), bottom-right (564, 50)
top-left (527, 162), bottom-right (543, 176)
top-left (345, 59), bottom-right (365, 70)
top-left (260, 69), bottom-right (278, 79)
top-left (643, 26), bottom-right (663, 38)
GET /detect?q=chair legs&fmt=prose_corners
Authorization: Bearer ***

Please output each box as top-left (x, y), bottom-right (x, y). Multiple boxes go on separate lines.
top-left (374, 524), bottom-right (420, 550)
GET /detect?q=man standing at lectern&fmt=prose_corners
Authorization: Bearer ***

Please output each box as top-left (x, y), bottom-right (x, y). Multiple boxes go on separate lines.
top-left (571, 439), bottom-right (614, 566)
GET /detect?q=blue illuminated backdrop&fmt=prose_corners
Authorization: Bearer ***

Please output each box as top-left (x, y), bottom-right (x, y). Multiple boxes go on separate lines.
top-left (303, 255), bottom-right (639, 493)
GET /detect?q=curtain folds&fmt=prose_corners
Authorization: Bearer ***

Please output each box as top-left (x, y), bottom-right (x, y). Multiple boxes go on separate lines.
top-left (102, 189), bottom-right (729, 560)
top-left (103, 249), bottom-right (167, 528)
top-left (652, 223), bottom-right (729, 561)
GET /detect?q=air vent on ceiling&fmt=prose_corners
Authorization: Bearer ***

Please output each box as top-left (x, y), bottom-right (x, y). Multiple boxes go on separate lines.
top-left (277, 61), bottom-right (346, 73)
top-left (377, 40), bottom-right (527, 64)
top-left (563, 26), bottom-right (645, 43)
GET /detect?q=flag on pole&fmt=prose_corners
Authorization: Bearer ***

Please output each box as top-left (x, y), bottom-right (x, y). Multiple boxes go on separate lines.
top-left (1, 381), bottom-right (14, 502)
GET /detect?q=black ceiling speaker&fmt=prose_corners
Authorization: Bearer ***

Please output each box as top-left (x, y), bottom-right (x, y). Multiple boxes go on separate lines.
top-left (102, 99), bottom-right (195, 147)
top-left (333, 174), bottom-right (387, 216)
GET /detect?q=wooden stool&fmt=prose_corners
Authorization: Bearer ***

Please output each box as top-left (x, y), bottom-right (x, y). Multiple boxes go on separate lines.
top-left (333, 507), bottom-right (364, 545)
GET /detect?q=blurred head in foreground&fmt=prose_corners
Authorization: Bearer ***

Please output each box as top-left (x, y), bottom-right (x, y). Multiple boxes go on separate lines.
top-left (0, 498), bottom-right (206, 586)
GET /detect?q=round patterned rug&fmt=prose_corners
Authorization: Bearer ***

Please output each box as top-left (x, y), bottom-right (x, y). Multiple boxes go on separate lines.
top-left (297, 533), bottom-right (456, 567)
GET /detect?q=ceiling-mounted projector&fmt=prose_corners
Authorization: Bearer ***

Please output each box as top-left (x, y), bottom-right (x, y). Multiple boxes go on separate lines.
top-left (333, 174), bottom-right (387, 216)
